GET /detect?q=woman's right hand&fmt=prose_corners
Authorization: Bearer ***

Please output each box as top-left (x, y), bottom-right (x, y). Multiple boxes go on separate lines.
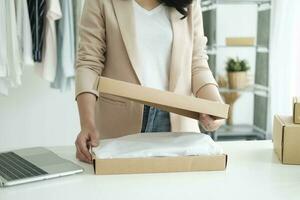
top-left (75, 127), bottom-right (100, 164)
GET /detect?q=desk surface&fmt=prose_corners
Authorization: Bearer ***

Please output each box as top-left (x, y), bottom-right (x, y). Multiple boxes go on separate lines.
top-left (0, 140), bottom-right (300, 200)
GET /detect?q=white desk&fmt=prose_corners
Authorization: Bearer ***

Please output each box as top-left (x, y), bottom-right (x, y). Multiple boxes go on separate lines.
top-left (0, 141), bottom-right (300, 200)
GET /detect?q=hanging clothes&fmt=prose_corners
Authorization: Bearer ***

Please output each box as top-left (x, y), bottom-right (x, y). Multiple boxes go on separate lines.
top-left (15, 0), bottom-right (34, 68)
top-left (36, 0), bottom-right (62, 82)
top-left (6, 0), bottom-right (22, 88)
top-left (51, 0), bottom-right (75, 91)
top-left (27, 0), bottom-right (46, 62)
top-left (0, 0), bottom-right (8, 79)
top-left (0, 0), bottom-right (22, 96)
top-left (0, 0), bottom-right (8, 95)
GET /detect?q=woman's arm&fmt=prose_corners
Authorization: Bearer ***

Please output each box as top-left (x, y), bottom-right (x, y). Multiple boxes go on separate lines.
top-left (75, 0), bottom-right (106, 163)
top-left (75, 93), bottom-right (99, 164)
top-left (196, 84), bottom-right (223, 103)
top-left (191, 1), bottom-right (224, 131)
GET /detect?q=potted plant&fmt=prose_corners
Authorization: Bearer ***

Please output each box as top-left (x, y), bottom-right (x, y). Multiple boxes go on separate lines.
top-left (226, 57), bottom-right (250, 89)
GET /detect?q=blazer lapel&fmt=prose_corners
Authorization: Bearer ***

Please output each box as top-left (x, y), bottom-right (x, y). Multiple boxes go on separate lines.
top-left (169, 8), bottom-right (185, 92)
top-left (112, 0), bottom-right (143, 85)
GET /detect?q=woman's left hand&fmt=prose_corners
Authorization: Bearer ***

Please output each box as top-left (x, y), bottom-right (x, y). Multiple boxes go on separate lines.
top-left (199, 113), bottom-right (223, 132)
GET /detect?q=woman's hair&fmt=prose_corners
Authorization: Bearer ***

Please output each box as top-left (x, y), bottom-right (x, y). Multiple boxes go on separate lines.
top-left (159, 0), bottom-right (193, 19)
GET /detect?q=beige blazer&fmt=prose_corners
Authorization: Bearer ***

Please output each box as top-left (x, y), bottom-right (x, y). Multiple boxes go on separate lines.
top-left (75, 0), bottom-right (218, 139)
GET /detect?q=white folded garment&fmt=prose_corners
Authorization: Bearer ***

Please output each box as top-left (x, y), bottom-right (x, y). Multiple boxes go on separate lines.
top-left (93, 132), bottom-right (224, 159)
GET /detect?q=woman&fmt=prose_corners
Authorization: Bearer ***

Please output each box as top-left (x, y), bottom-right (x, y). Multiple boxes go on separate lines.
top-left (75, 0), bottom-right (224, 163)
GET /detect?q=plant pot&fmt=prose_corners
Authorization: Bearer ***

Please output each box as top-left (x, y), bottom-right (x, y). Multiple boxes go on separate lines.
top-left (227, 72), bottom-right (247, 89)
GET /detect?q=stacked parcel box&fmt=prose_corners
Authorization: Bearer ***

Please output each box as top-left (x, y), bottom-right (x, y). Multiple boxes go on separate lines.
top-left (273, 97), bottom-right (300, 164)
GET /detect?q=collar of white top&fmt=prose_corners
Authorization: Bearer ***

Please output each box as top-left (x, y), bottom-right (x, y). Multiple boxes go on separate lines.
top-left (133, 0), bottom-right (164, 15)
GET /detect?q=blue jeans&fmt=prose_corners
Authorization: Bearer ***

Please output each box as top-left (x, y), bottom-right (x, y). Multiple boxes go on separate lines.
top-left (141, 105), bottom-right (171, 132)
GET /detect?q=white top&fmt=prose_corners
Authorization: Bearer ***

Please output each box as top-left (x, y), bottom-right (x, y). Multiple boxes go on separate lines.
top-left (1, 141), bottom-right (300, 200)
top-left (93, 132), bottom-right (223, 159)
top-left (0, 0), bottom-right (22, 96)
top-left (0, 0), bottom-right (7, 78)
top-left (36, 0), bottom-right (62, 82)
top-left (133, 0), bottom-right (173, 91)
top-left (15, 0), bottom-right (34, 68)
top-left (1, 0), bottom-right (33, 96)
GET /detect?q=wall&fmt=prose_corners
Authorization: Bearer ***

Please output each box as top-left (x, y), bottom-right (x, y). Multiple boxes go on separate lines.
top-left (0, 66), bottom-right (80, 149)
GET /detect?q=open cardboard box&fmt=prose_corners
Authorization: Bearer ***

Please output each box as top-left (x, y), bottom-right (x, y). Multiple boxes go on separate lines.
top-left (293, 97), bottom-right (300, 124)
top-left (273, 115), bottom-right (300, 164)
top-left (92, 152), bottom-right (228, 175)
top-left (91, 77), bottom-right (229, 174)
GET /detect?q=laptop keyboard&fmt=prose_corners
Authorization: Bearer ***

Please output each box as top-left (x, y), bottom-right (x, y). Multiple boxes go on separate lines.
top-left (0, 152), bottom-right (48, 181)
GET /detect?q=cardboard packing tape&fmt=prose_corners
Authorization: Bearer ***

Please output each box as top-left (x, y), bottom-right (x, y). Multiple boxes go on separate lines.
top-left (97, 77), bottom-right (229, 120)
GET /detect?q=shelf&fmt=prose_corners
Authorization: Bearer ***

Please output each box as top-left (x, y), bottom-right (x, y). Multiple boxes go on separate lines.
top-left (206, 45), bottom-right (269, 52)
top-left (219, 84), bottom-right (269, 94)
top-left (201, 0), bottom-right (271, 7)
top-left (209, 124), bottom-right (266, 141)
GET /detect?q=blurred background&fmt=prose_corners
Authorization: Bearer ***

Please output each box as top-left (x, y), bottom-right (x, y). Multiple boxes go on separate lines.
top-left (0, 0), bottom-right (299, 149)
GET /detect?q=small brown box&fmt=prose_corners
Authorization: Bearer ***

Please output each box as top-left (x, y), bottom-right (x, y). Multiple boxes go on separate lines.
top-left (273, 115), bottom-right (300, 164)
top-left (225, 37), bottom-right (255, 46)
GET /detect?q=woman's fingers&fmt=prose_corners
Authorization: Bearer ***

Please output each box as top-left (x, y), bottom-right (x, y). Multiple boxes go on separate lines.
top-left (75, 134), bottom-right (92, 163)
top-left (89, 132), bottom-right (100, 147)
top-left (199, 114), bottom-right (222, 132)
top-left (75, 129), bottom-right (100, 164)
top-left (76, 145), bottom-right (91, 164)
top-left (199, 114), bottom-right (211, 130)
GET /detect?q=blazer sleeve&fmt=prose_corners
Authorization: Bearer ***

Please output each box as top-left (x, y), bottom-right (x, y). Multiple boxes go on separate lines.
top-left (191, 0), bottom-right (218, 96)
top-left (75, 0), bottom-right (106, 99)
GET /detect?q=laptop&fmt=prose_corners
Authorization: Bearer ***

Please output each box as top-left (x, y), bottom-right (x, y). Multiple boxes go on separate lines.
top-left (0, 147), bottom-right (83, 187)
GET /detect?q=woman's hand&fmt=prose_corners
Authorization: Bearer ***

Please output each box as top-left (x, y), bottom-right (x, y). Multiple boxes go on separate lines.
top-left (199, 114), bottom-right (223, 132)
top-left (196, 84), bottom-right (225, 132)
top-left (75, 127), bottom-right (100, 164)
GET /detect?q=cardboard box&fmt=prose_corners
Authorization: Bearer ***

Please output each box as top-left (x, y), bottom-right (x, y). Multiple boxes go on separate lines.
top-left (293, 97), bottom-right (300, 124)
top-left (92, 153), bottom-right (228, 175)
top-left (225, 37), bottom-right (255, 46)
top-left (97, 77), bottom-right (229, 119)
top-left (273, 115), bottom-right (300, 164)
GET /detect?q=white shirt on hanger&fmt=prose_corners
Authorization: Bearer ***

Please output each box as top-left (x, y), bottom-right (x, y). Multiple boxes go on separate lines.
top-left (6, 0), bottom-right (22, 88)
top-left (133, 0), bottom-right (173, 91)
top-left (51, 0), bottom-right (75, 91)
top-left (15, 0), bottom-right (34, 68)
top-left (0, 0), bottom-right (8, 79)
top-left (36, 0), bottom-right (62, 82)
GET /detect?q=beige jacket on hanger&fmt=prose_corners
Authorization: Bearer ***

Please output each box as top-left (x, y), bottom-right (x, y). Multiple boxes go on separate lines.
top-left (75, 0), bottom-right (218, 139)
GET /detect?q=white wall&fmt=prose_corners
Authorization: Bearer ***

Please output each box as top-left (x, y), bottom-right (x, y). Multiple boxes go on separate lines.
top-left (0, 66), bottom-right (80, 149)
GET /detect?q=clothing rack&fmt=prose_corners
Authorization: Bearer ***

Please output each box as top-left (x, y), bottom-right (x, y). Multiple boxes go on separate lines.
top-left (0, 0), bottom-right (85, 96)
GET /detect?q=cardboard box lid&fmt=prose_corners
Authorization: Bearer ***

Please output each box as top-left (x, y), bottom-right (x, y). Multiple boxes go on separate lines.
top-left (97, 77), bottom-right (229, 119)
top-left (293, 96), bottom-right (300, 103)
top-left (293, 97), bottom-right (300, 123)
top-left (275, 115), bottom-right (297, 127)
top-left (273, 115), bottom-right (300, 164)
top-left (92, 153), bottom-right (228, 175)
